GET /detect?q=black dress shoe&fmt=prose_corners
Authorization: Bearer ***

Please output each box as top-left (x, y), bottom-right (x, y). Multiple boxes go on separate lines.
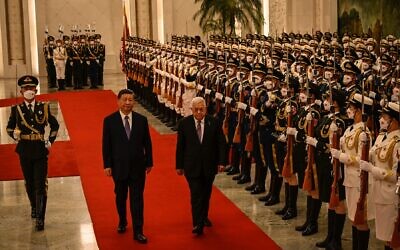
top-left (302, 223), bottom-right (318, 236)
top-left (295, 221), bottom-right (309, 232)
top-left (282, 208), bottom-right (297, 220)
top-left (258, 193), bottom-right (271, 202)
top-left (250, 186), bottom-right (266, 195)
top-left (275, 206), bottom-right (288, 215)
top-left (224, 166), bottom-right (233, 172)
top-left (245, 183), bottom-right (257, 191)
top-left (237, 176), bottom-right (251, 184)
top-left (232, 174), bottom-right (242, 180)
top-left (227, 169), bottom-right (240, 175)
top-left (31, 207), bottom-right (36, 219)
top-left (192, 225), bottom-right (204, 235)
top-left (204, 218), bottom-right (212, 227)
top-left (117, 222), bottom-right (127, 234)
top-left (36, 219), bottom-right (44, 231)
top-left (264, 196), bottom-right (280, 206)
top-left (134, 233), bottom-right (148, 244)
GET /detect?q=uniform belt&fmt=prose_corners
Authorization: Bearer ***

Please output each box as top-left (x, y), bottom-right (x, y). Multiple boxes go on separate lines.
top-left (20, 134), bottom-right (44, 141)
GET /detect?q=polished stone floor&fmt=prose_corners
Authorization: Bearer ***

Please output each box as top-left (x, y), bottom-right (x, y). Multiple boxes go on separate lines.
top-left (0, 74), bottom-right (382, 249)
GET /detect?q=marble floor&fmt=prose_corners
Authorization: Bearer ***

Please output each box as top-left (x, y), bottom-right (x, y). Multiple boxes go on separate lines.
top-left (0, 74), bottom-right (382, 249)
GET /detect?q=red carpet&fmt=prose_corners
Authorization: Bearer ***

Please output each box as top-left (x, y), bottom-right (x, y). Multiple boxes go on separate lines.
top-left (2, 90), bottom-right (281, 249)
top-left (0, 142), bottom-right (79, 180)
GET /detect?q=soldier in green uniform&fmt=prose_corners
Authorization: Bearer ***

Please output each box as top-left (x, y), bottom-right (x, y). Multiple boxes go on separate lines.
top-left (6, 75), bottom-right (59, 231)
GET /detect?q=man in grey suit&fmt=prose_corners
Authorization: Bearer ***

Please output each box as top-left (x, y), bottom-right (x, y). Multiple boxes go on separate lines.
top-left (176, 97), bottom-right (226, 235)
top-left (102, 89), bottom-right (153, 244)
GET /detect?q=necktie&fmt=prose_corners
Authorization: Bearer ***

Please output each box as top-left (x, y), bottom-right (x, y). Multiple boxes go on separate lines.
top-left (196, 121), bottom-right (202, 142)
top-left (124, 116), bottom-right (131, 139)
top-left (28, 104), bottom-right (33, 115)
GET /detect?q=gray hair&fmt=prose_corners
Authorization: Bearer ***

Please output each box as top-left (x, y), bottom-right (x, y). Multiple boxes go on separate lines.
top-left (190, 96), bottom-right (206, 108)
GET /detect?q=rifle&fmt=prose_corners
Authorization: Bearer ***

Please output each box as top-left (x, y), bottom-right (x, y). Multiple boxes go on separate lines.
top-left (222, 78), bottom-right (231, 142)
top-left (329, 49), bottom-right (341, 208)
top-left (244, 85), bottom-right (257, 153)
top-left (354, 79), bottom-right (370, 226)
top-left (282, 46), bottom-right (294, 178)
top-left (233, 52), bottom-right (244, 144)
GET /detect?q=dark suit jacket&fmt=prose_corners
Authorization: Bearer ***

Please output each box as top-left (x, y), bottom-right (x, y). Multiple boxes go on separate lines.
top-left (176, 115), bottom-right (225, 178)
top-left (102, 111), bottom-right (153, 181)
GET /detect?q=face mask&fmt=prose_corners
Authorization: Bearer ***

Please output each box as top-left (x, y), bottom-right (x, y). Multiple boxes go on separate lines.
top-left (379, 117), bottom-right (390, 131)
top-left (367, 45), bottom-right (374, 52)
top-left (280, 61), bottom-right (288, 70)
top-left (296, 65), bottom-right (303, 73)
top-left (356, 51), bottom-right (362, 58)
top-left (231, 53), bottom-right (237, 59)
top-left (49, 41), bottom-right (54, 45)
top-left (184, 57), bottom-right (190, 63)
top-left (281, 88), bottom-right (288, 97)
top-left (324, 71), bottom-right (333, 80)
top-left (96, 39), bottom-right (101, 43)
top-left (57, 43), bottom-right (61, 47)
top-left (323, 100), bottom-right (331, 111)
top-left (64, 41), bottom-right (69, 45)
top-left (320, 48), bottom-right (325, 54)
top-left (382, 65), bottom-right (388, 73)
top-left (343, 75), bottom-right (352, 85)
top-left (73, 42), bottom-right (78, 46)
top-left (90, 42), bottom-right (94, 46)
top-left (264, 80), bottom-right (273, 90)
top-left (246, 56), bottom-right (253, 63)
top-left (23, 90), bottom-right (35, 100)
top-left (299, 93), bottom-right (307, 103)
top-left (346, 108), bottom-right (355, 119)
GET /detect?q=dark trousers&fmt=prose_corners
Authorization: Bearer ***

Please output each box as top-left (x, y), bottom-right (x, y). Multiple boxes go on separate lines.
top-left (46, 60), bottom-right (56, 87)
top-left (114, 176), bottom-right (146, 234)
top-left (185, 174), bottom-right (215, 227)
top-left (98, 61), bottom-right (104, 85)
top-left (88, 61), bottom-right (98, 87)
top-left (72, 60), bottom-right (82, 88)
top-left (65, 60), bottom-right (73, 86)
top-left (19, 156), bottom-right (48, 208)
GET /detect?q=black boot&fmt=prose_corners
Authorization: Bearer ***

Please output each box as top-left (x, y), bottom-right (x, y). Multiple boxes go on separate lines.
top-left (58, 79), bottom-right (65, 90)
top-left (246, 163), bottom-right (259, 191)
top-left (282, 185), bottom-right (298, 220)
top-left (245, 183), bottom-right (257, 191)
top-left (385, 245), bottom-right (393, 250)
top-left (326, 213), bottom-right (345, 250)
top-left (302, 198), bottom-right (321, 236)
top-left (315, 209), bottom-right (335, 247)
top-left (251, 166), bottom-right (267, 194)
top-left (265, 176), bottom-right (282, 206)
top-left (357, 229), bottom-right (370, 250)
top-left (227, 148), bottom-right (240, 175)
top-left (259, 174), bottom-right (274, 202)
top-left (35, 195), bottom-right (47, 231)
top-left (352, 226), bottom-right (358, 250)
top-left (295, 195), bottom-right (312, 231)
top-left (232, 174), bottom-right (243, 181)
top-left (238, 155), bottom-right (251, 184)
top-left (275, 182), bottom-right (289, 215)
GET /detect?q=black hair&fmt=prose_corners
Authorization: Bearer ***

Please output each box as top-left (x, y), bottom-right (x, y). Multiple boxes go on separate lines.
top-left (117, 89), bottom-right (134, 99)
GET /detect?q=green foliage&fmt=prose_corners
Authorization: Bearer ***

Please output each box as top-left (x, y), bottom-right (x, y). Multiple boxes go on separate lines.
top-left (193, 0), bottom-right (264, 36)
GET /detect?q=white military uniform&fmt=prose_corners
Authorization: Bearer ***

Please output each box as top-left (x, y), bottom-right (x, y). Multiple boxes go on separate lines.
top-left (53, 45), bottom-right (67, 79)
top-left (340, 121), bottom-right (375, 221)
top-left (182, 64), bottom-right (198, 117)
top-left (369, 130), bottom-right (400, 241)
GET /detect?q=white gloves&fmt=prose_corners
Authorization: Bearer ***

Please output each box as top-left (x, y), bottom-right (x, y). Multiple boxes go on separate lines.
top-left (45, 140), bottom-right (52, 149)
top-left (205, 89), bottom-right (211, 95)
top-left (237, 102), bottom-right (247, 110)
top-left (278, 134), bottom-right (287, 142)
top-left (369, 91), bottom-right (376, 99)
top-left (360, 160), bottom-right (387, 180)
top-left (286, 127), bottom-right (298, 136)
top-left (359, 132), bottom-right (368, 143)
top-left (250, 107), bottom-right (258, 116)
top-left (305, 136), bottom-right (318, 147)
top-left (13, 130), bottom-right (20, 141)
top-left (314, 99), bottom-right (322, 106)
top-left (215, 92), bottom-right (223, 100)
top-left (197, 84), bottom-right (204, 91)
top-left (330, 148), bottom-right (341, 159)
top-left (225, 97), bottom-right (233, 104)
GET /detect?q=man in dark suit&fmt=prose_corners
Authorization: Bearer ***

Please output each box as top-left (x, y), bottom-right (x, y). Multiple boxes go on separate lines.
top-left (102, 89), bottom-right (153, 244)
top-left (176, 96), bottom-right (226, 235)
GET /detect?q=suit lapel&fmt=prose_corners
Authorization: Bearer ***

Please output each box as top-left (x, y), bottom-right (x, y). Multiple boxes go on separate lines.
top-left (202, 116), bottom-right (210, 145)
top-left (130, 112), bottom-right (136, 141)
top-left (116, 112), bottom-right (129, 141)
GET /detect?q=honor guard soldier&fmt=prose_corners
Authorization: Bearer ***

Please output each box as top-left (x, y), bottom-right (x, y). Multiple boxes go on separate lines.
top-left (341, 61), bottom-right (362, 98)
top-left (95, 34), bottom-right (106, 86)
top-left (80, 35), bottom-right (89, 87)
top-left (53, 38), bottom-right (67, 90)
top-left (43, 36), bottom-right (57, 88)
top-left (71, 36), bottom-right (84, 89)
top-left (6, 75), bottom-right (59, 231)
top-left (331, 93), bottom-right (375, 250)
top-left (86, 36), bottom-right (99, 89)
top-left (360, 102), bottom-right (400, 249)
top-left (63, 35), bottom-right (73, 87)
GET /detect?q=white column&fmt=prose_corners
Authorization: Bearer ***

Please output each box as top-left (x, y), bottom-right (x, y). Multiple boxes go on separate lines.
top-left (262, 0), bottom-right (269, 36)
top-left (27, 0), bottom-right (38, 76)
